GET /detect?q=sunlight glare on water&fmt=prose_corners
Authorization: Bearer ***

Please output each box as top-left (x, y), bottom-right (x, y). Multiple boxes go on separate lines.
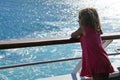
top-left (0, 0), bottom-right (120, 80)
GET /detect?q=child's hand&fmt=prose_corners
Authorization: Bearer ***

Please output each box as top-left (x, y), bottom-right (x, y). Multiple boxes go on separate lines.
top-left (71, 28), bottom-right (82, 38)
top-left (71, 32), bottom-right (78, 38)
top-left (71, 32), bottom-right (80, 39)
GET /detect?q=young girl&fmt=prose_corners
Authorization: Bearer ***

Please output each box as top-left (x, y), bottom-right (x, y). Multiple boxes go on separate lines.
top-left (71, 8), bottom-right (114, 80)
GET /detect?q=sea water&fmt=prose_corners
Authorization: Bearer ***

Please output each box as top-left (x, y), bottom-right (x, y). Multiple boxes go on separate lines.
top-left (0, 0), bottom-right (120, 80)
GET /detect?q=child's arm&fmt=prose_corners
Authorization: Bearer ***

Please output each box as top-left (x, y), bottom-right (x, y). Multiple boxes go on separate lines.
top-left (71, 27), bottom-right (83, 38)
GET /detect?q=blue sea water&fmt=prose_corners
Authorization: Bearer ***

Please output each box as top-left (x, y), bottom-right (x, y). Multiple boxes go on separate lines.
top-left (0, 0), bottom-right (120, 80)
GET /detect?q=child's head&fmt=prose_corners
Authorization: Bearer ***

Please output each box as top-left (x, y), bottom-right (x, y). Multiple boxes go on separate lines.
top-left (79, 8), bottom-right (103, 34)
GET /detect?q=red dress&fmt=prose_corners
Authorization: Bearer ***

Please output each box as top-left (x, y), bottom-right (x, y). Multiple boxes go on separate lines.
top-left (80, 26), bottom-right (114, 77)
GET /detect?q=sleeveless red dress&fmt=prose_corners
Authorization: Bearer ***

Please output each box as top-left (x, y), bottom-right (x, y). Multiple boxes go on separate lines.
top-left (80, 26), bottom-right (114, 77)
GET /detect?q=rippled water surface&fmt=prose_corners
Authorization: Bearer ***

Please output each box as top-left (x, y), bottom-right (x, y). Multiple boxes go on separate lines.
top-left (0, 0), bottom-right (120, 80)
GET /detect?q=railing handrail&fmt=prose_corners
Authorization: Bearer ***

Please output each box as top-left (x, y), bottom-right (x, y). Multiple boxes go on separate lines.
top-left (0, 33), bottom-right (120, 49)
top-left (0, 52), bottom-right (120, 70)
top-left (0, 33), bottom-right (120, 70)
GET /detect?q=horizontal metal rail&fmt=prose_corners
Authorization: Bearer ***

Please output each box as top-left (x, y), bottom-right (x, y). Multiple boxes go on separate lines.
top-left (0, 33), bottom-right (120, 49)
top-left (0, 33), bottom-right (120, 70)
top-left (0, 52), bottom-right (120, 70)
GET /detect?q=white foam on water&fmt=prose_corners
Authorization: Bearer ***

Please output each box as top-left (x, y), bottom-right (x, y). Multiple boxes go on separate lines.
top-left (0, 74), bottom-right (9, 80)
top-left (0, 55), bottom-right (4, 59)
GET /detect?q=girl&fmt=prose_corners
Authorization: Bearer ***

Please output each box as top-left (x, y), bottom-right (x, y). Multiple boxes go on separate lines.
top-left (71, 8), bottom-right (114, 80)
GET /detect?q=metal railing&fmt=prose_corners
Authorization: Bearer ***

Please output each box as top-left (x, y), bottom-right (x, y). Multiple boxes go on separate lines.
top-left (0, 33), bottom-right (120, 49)
top-left (0, 33), bottom-right (120, 70)
top-left (0, 53), bottom-right (119, 70)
